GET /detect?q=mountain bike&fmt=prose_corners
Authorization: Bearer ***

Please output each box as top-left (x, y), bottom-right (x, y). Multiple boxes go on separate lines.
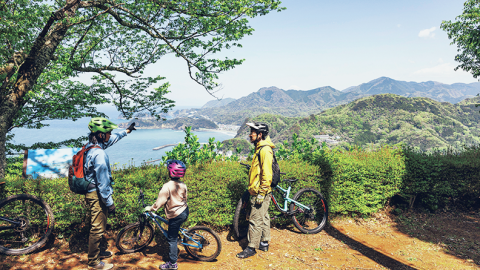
top-left (0, 182), bottom-right (55, 255)
top-left (233, 163), bottom-right (328, 239)
top-left (116, 190), bottom-right (222, 261)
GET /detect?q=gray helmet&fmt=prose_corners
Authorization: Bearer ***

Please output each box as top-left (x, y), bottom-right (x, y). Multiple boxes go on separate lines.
top-left (246, 122), bottom-right (269, 136)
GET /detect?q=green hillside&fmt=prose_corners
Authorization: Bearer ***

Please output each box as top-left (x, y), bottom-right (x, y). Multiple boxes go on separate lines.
top-left (234, 94), bottom-right (480, 151)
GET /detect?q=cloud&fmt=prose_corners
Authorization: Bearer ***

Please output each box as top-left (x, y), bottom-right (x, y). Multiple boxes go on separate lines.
top-left (418, 27), bottom-right (436, 38)
top-left (414, 63), bottom-right (454, 75)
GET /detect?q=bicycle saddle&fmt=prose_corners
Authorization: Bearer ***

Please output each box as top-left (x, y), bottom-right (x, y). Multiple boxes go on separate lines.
top-left (283, 179), bottom-right (298, 183)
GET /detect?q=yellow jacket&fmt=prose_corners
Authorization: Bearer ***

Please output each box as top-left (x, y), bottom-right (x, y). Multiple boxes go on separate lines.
top-left (248, 136), bottom-right (275, 196)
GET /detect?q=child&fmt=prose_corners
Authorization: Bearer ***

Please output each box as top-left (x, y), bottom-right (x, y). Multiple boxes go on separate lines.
top-left (144, 159), bottom-right (188, 270)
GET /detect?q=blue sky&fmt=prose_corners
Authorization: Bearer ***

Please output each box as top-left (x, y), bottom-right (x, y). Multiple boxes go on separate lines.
top-left (123, 0), bottom-right (478, 108)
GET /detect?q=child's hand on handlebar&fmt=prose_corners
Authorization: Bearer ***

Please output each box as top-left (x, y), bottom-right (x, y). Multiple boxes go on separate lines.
top-left (144, 206), bottom-right (152, 212)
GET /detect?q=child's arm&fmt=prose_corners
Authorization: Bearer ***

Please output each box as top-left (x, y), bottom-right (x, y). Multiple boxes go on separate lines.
top-left (150, 184), bottom-right (170, 211)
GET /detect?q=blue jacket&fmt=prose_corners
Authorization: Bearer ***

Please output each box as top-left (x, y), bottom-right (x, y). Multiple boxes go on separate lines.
top-left (84, 131), bottom-right (128, 207)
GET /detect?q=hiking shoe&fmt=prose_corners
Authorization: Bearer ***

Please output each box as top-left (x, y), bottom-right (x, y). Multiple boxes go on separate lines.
top-left (99, 251), bottom-right (112, 259)
top-left (236, 247), bottom-right (256, 258)
top-left (160, 261), bottom-right (178, 269)
top-left (89, 261), bottom-right (114, 270)
top-left (259, 241), bottom-right (269, 252)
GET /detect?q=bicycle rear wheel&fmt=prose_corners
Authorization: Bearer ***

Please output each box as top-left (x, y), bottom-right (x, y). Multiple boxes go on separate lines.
top-left (115, 222), bottom-right (155, 253)
top-left (290, 188), bottom-right (328, 234)
top-left (0, 194), bottom-right (55, 255)
top-left (184, 226), bottom-right (221, 262)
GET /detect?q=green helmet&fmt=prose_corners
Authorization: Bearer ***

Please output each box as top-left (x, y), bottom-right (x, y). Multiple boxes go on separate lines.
top-left (88, 117), bottom-right (118, 133)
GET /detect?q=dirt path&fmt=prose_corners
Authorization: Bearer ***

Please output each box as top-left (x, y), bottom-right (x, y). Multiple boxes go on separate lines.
top-left (1, 212), bottom-right (479, 270)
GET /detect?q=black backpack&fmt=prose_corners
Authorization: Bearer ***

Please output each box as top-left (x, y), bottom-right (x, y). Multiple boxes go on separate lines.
top-left (257, 145), bottom-right (281, 188)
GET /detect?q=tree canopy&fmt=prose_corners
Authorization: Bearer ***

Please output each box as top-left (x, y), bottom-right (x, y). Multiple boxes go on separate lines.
top-left (0, 0), bottom-right (284, 178)
top-left (441, 0), bottom-right (480, 78)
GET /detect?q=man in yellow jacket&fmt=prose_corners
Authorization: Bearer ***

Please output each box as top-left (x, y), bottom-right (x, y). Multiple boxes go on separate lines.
top-left (237, 122), bottom-right (274, 259)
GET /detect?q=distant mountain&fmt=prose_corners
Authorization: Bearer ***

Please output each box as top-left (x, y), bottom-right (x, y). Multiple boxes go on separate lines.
top-left (180, 77), bottom-right (480, 125)
top-left (201, 98), bottom-right (236, 109)
top-left (342, 77), bottom-right (480, 103)
top-left (232, 94), bottom-right (480, 151)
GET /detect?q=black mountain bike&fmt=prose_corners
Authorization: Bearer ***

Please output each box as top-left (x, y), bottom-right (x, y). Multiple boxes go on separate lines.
top-left (0, 182), bottom-right (55, 255)
top-left (116, 190), bottom-right (221, 261)
top-left (233, 163), bottom-right (328, 239)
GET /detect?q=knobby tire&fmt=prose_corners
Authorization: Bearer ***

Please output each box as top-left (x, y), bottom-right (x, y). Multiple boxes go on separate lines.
top-left (115, 222), bottom-right (155, 253)
top-left (184, 226), bottom-right (221, 261)
top-left (0, 194), bottom-right (55, 255)
top-left (290, 188), bottom-right (328, 234)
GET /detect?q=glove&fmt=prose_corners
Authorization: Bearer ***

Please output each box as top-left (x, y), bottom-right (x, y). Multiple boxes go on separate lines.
top-left (144, 206), bottom-right (153, 212)
top-left (126, 122), bottom-right (136, 132)
top-left (255, 194), bottom-right (265, 205)
top-left (108, 204), bottom-right (116, 216)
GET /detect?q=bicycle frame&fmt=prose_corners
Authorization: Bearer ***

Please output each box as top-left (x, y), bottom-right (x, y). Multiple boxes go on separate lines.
top-left (271, 184), bottom-right (311, 213)
top-left (142, 211), bottom-right (203, 249)
top-left (0, 216), bottom-right (21, 228)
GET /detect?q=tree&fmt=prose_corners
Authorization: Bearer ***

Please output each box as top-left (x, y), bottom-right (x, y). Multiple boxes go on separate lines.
top-left (0, 0), bottom-right (284, 179)
top-left (441, 0), bottom-right (480, 78)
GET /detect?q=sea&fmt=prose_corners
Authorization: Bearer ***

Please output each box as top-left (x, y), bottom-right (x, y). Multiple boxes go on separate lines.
top-left (9, 106), bottom-right (235, 168)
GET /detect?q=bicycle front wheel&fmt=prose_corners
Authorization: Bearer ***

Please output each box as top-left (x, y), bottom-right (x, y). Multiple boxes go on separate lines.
top-left (233, 191), bottom-right (251, 239)
top-left (290, 188), bottom-right (328, 234)
top-left (184, 226), bottom-right (222, 262)
top-left (0, 194), bottom-right (55, 255)
top-left (115, 222), bottom-right (154, 253)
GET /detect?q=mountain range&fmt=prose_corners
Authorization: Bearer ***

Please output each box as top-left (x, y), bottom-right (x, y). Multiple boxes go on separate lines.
top-left (176, 77), bottom-right (480, 125)
top-left (228, 94), bottom-right (480, 151)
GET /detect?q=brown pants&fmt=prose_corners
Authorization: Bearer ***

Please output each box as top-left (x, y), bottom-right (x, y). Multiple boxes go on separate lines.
top-left (85, 191), bottom-right (108, 266)
top-left (247, 194), bottom-right (271, 249)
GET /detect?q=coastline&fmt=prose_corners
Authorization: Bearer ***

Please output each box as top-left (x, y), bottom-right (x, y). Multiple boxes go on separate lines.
top-left (197, 128), bottom-right (237, 137)
top-left (123, 126), bottom-right (237, 137)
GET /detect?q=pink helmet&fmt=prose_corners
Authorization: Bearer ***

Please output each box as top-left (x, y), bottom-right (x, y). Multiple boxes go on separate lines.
top-left (166, 159), bottom-right (186, 178)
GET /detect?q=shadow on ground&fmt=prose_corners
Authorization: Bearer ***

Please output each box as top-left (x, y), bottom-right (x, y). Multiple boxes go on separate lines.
top-left (392, 210), bottom-right (480, 266)
top-left (325, 225), bottom-right (417, 270)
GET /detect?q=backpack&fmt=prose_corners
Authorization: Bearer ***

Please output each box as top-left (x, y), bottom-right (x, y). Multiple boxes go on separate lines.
top-left (68, 145), bottom-right (101, 194)
top-left (257, 145), bottom-right (281, 188)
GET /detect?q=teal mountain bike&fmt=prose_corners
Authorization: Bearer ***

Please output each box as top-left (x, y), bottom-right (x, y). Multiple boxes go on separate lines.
top-left (115, 190), bottom-right (222, 261)
top-left (0, 182), bottom-right (55, 255)
top-left (233, 163), bottom-right (328, 239)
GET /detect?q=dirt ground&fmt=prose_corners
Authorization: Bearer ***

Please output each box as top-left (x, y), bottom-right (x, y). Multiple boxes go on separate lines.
top-left (1, 211), bottom-right (479, 270)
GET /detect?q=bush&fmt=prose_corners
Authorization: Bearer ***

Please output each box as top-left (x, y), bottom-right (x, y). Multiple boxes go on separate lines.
top-left (1, 159), bottom-right (321, 233)
top-left (402, 145), bottom-right (480, 211)
top-left (312, 145), bottom-right (406, 216)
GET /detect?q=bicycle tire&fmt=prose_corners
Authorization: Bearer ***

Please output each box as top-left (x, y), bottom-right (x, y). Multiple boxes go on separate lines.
top-left (233, 191), bottom-right (251, 239)
top-left (115, 222), bottom-right (155, 253)
top-left (290, 188), bottom-right (328, 234)
top-left (183, 226), bottom-right (221, 262)
top-left (0, 194), bottom-right (55, 255)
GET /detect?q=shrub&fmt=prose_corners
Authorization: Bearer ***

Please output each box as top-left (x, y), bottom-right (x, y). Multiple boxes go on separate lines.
top-left (312, 145), bottom-right (406, 216)
top-left (1, 159), bottom-right (321, 233)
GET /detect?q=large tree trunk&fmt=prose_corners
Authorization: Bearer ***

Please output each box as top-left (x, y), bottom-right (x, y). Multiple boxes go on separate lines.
top-left (0, 0), bottom-right (80, 180)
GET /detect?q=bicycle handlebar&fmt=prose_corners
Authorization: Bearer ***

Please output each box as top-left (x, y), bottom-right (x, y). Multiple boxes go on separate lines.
top-left (138, 189), bottom-right (146, 208)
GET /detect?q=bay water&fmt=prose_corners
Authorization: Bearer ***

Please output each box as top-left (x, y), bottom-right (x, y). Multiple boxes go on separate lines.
top-left (9, 108), bottom-right (235, 167)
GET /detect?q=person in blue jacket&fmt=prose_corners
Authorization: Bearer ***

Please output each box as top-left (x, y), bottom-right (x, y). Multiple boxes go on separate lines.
top-left (84, 117), bottom-right (136, 270)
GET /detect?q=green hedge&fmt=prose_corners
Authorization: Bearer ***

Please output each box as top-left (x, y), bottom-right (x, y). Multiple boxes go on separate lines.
top-left (1, 159), bottom-right (322, 232)
top-left (3, 142), bottom-right (480, 234)
top-left (312, 145), bottom-right (405, 215)
top-left (402, 145), bottom-right (480, 211)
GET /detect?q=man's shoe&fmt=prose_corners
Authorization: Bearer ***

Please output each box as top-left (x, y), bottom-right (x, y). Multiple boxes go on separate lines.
top-left (236, 247), bottom-right (256, 258)
top-left (89, 261), bottom-right (114, 270)
top-left (259, 241), bottom-right (269, 252)
top-left (160, 261), bottom-right (178, 270)
top-left (99, 251), bottom-right (112, 259)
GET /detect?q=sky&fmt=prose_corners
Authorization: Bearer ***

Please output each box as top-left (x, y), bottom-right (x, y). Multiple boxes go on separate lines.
top-left (105, 0), bottom-right (479, 109)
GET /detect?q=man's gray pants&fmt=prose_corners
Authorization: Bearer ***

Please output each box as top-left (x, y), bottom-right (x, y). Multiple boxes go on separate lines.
top-left (247, 194), bottom-right (271, 249)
